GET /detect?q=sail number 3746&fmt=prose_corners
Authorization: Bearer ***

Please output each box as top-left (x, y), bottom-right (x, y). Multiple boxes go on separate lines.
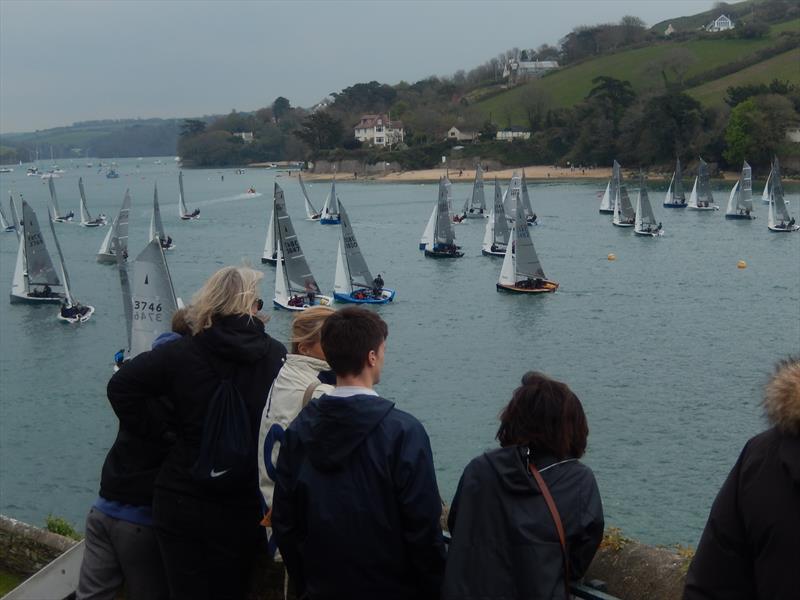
top-left (133, 299), bottom-right (163, 321)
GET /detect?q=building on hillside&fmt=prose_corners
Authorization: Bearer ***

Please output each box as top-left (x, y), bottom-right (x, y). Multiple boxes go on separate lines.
top-left (233, 131), bottom-right (254, 143)
top-left (503, 59), bottom-right (559, 84)
top-left (446, 126), bottom-right (479, 143)
top-left (496, 127), bottom-right (531, 142)
top-left (705, 14), bottom-right (734, 32)
top-left (664, 23), bottom-right (676, 36)
top-left (353, 114), bottom-right (404, 147)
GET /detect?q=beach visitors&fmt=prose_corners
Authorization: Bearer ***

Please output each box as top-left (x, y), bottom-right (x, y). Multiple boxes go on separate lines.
top-left (442, 371), bottom-right (604, 600)
top-left (258, 306), bottom-right (336, 555)
top-left (271, 307), bottom-right (446, 599)
top-left (684, 357), bottom-right (800, 600)
top-left (108, 267), bottom-right (286, 600)
top-left (77, 309), bottom-right (192, 600)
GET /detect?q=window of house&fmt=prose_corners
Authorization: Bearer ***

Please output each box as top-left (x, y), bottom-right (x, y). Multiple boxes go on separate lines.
top-left (375, 137), bottom-right (384, 144)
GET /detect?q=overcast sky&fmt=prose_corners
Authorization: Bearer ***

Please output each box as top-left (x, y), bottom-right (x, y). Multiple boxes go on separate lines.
top-left (0, 0), bottom-right (716, 133)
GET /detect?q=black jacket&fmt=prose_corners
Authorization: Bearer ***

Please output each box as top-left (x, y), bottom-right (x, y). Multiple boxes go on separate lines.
top-left (108, 315), bottom-right (286, 504)
top-left (271, 393), bottom-right (447, 600)
top-left (442, 446), bottom-right (604, 600)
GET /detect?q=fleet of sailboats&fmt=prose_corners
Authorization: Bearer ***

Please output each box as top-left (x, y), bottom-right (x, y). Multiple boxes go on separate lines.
top-left (724, 161), bottom-right (754, 220)
top-left (178, 171), bottom-right (200, 220)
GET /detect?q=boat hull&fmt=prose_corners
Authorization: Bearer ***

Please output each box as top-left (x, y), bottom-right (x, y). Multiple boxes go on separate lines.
top-left (424, 249), bottom-right (464, 258)
top-left (334, 289), bottom-right (395, 304)
top-left (481, 247), bottom-right (507, 257)
top-left (768, 224), bottom-right (800, 232)
top-left (725, 214), bottom-right (755, 220)
top-left (496, 281), bottom-right (558, 294)
top-left (57, 305), bottom-right (95, 323)
top-left (10, 292), bottom-right (65, 304)
top-left (688, 206), bottom-right (719, 211)
top-left (634, 229), bottom-right (663, 237)
top-left (261, 256), bottom-right (278, 265)
top-left (598, 209), bottom-right (614, 214)
top-left (273, 294), bottom-right (333, 311)
top-left (464, 212), bottom-right (487, 219)
top-left (663, 202), bottom-right (687, 208)
top-left (179, 215), bottom-right (199, 221)
top-left (320, 217), bottom-right (340, 225)
top-left (612, 222), bottom-right (634, 228)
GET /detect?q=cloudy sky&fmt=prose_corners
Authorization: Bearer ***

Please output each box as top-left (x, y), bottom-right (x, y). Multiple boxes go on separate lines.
top-left (0, 0), bottom-right (715, 133)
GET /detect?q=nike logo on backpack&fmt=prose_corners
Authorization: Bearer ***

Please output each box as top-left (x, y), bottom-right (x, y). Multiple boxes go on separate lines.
top-left (210, 468), bottom-right (230, 478)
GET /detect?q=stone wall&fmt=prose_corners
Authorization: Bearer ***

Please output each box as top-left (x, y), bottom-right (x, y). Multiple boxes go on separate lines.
top-left (0, 515), bottom-right (77, 577)
top-left (312, 159), bottom-right (403, 176)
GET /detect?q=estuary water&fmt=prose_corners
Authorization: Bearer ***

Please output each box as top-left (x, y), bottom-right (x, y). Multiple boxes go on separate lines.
top-left (0, 158), bottom-right (798, 547)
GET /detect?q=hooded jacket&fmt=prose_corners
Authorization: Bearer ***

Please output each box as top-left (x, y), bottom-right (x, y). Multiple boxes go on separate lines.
top-left (108, 314), bottom-right (286, 504)
top-left (442, 446), bottom-right (604, 600)
top-left (684, 359), bottom-right (800, 600)
top-left (271, 393), bottom-right (446, 600)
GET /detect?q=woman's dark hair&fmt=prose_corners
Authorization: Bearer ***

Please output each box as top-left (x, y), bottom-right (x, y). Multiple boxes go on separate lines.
top-left (496, 371), bottom-right (588, 460)
top-left (321, 307), bottom-right (388, 377)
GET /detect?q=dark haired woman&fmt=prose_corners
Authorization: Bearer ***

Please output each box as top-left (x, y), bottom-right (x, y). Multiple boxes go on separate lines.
top-left (442, 371), bottom-right (604, 600)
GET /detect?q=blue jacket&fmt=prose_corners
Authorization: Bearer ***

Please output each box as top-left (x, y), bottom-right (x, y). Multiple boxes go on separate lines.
top-left (272, 393), bottom-right (446, 600)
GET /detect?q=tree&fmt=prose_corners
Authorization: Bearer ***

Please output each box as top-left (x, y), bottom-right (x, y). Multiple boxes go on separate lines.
top-left (180, 119), bottom-right (206, 138)
top-left (724, 95), bottom-right (797, 167)
top-left (293, 112), bottom-right (344, 152)
top-left (586, 76), bottom-right (636, 136)
top-left (272, 97), bottom-right (291, 122)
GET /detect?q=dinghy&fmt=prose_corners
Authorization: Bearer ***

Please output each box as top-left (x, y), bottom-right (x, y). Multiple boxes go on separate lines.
top-left (78, 177), bottom-right (106, 227)
top-left (47, 210), bottom-right (94, 322)
top-left (261, 199), bottom-right (279, 265)
top-left (767, 157), bottom-right (799, 232)
top-left (612, 166), bottom-right (635, 227)
top-left (0, 196), bottom-right (14, 232)
top-left (10, 201), bottom-right (66, 304)
top-left (688, 158), bottom-right (719, 210)
top-left (419, 204), bottom-right (436, 250)
top-left (320, 179), bottom-right (341, 224)
top-left (97, 190), bottom-right (131, 264)
top-left (299, 174), bottom-right (321, 220)
top-left (599, 161), bottom-right (618, 214)
top-left (725, 161), bottom-right (755, 220)
top-left (272, 183), bottom-right (332, 310)
top-left (482, 179), bottom-right (511, 256)
top-left (47, 177), bottom-right (73, 223)
top-left (333, 201), bottom-right (395, 304)
top-left (663, 158), bottom-right (687, 208)
top-left (150, 183), bottom-right (175, 250)
top-left (461, 165), bottom-right (487, 219)
top-left (177, 171), bottom-right (200, 220)
top-left (519, 169), bottom-right (537, 225)
top-left (634, 174), bottom-right (663, 237)
top-left (502, 172), bottom-right (521, 222)
top-left (424, 178), bottom-right (464, 258)
top-left (8, 194), bottom-right (21, 239)
top-left (497, 201), bottom-right (558, 294)
top-left (761, 168), bottom-right (772, 204)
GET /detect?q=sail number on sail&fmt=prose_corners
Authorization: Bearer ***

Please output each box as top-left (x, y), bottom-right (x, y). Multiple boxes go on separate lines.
top-left (133, 299), bottom-right (164, 321)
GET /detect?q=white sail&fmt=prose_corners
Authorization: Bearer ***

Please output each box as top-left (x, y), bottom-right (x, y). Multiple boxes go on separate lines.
top-left (0, 200), bottom-right (10, 231)
top-left (687, 177), bottom-right (699, 208)
top-left (420, 205), bottom-right (436, 250)
top-left (725, 180), bottom-right (740, 216)
top-left (46, 209), bottom-right (75, 306)
top-left (78, 178), bottom-right (93, 225)
top-left (299, 174), bottom-right (320, 219)
top-left (11, 233), bottom-right (26, 299)
top-left (502, 172), bottom-right (521, 218)
top-left (481, 204), bottom-right (494, 250)
top-left (9, 195), bottom-right (21, 240)
top-left (599, 180), bottom-right (612, 212)
top-left (333, 239), bottom-right (350, 295)
top-left (97, 190), bottom-right (131, 262)
top-left (47, 177), bottom-right (65, 221)
top-left (762, 168), bottom-right (772, 204)
top-left (273, 241), bottom-right (290, 307)
top-left (767, 157), bottom-right (796, 230)
top-left (320, 179), bottom-right (340, 223)
top-left (178, 171), bottom-right (188, 217)
top-left (262, 204), bottom-right (277, 263)
top-left (498, 227), bottom-right (516, 287)
top-left (150, 183), bottom-right (168, 243)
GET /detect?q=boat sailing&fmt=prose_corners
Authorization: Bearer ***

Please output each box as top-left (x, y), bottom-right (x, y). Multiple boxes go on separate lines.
top-left (599, 161), bottom-right (619, 214)
top-left (299, 174), bottom-right (321, 220)
top-left (48, 177), bottom-right (74, 223)
top-left (10, 201), bottom-right (66, 304)
top-left (497, 201), bottom-right (558, 294)
top-left (424, 177), bottom-right (464, 258)
top-left (482, 179), bottom-right (511, 256)
top-left (9, 195), bottom-right (22, 240)
top-left (150, 183), bottom-right (175, 250)
top-left (320, 179), bottom-right (341, 224)
top-left (420, 202), bottom-right (436, 250)
top-left (97, 190), bottom-right (132, 263)
top-left (272, 183), bottom-right (332, 310)
top-left (612, 164), bottom-right (635, 227)
top-left (766, 157), bottom-right (799, 232)
top-left (461, 165), bottom-right (487, 219)
top-left (725, 161), bottom-right (755, 220)
top-left (633, 174), bottom-right (663, 237)
top-left (687, 158), bottom-right (719, 210)
top-left (502, 171), bottom-right (536, 225)
top-left (78, 178), bottom-right (107, 227)
top-left (47, 209), bottom-right (94, 322)
top-left (333, 201), bottom-right (395, 304)
top-left (178, 171), bottom-right (200, 220)
top-left (261, 199), bottom-right (279, 265)
top-left (0, 196), bottom-right (15, 232)
top-left (663, 158), bottom-right (687, 208)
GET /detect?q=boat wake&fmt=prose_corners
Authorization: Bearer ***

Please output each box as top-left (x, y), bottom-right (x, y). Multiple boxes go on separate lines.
top-left (197, 192), bottom-right (264, 207)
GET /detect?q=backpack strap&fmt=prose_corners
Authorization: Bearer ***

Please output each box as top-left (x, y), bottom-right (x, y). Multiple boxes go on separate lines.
top-left (302, 381), bottom-right (321, 407)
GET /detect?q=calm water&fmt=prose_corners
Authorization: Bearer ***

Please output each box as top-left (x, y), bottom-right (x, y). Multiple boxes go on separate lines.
top-left (0, 158), bottom-right (798, 547)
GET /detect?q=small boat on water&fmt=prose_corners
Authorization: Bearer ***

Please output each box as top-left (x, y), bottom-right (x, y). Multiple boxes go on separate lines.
top-left (150, 183), bottom-right (175, 250)
top-left (461, 165), bottom-right (487, 219)
top-left (482, 179), bottom-right (511, 257)
top-left (419, 203), bottom-right (436, 250)
top-left (261, 199), bottom-right (279, 265)
top-left (9, 195), bottom-right (22, 240)
top-left (272, 183), bottom-right (332, 310)
top-left (178, 171), bottom-right (200, 220)
top-left (299, 174), bottom-right (321, 220)
top-left (424, 177), bottom-right (463, 258)
top-left (761, 169), bottom-right (772, 204)
top-left (663, 158), bottom-right (687, 208)
top-left (687, 158), bottom-right (719, 211)
top-left (47, 209), bottom-right (94, 323)
top-left (10, 201), bottom-right (67, 304)
top-left (725, 161), bottom-right (755, 220)
top-left (106, 168), bottom-right (120, 179)
top-left (633, 174), bottom-right (663, 237)
top-left (497, 201), bottom-right (558, 294)
top-left (26, 166), bottom-right (40, 177)
top-left (47, 178), bottom-right (74, 223)
top-left (599, 161), bottom-right (620, 214)
top-left (767, 157), bottom-right (799, 232)
top-left (0, 196), bottom-right (15, 232)
top-left (78, 178), bottom-right (107, 227)
top-left (333, 201), bottom-right (394, 304)
top-left (97, 190), bottom-right (132, 264)
top-left (320, 179), bottom-right (341, 224)
top-left (502, 172), bottom-right (535, 225)
top-left (612, 165), bottom-right (635, 227)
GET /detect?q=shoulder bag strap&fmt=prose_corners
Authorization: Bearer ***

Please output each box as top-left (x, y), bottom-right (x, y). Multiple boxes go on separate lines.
top-left (529, 461), bottom-right (571, 598)
top-left (302, 381), bottom-right (321, 408)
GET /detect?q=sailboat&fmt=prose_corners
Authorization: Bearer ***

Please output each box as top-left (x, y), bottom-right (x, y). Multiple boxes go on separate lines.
top-left (761, 168), bottom-right (772, 204)
top-left (461, 165), bottom-right (487, 219)
top-left (425, 178), bottom-right (464, 258)
top-left (177, 171), bottom-right (200, 220)
top-left (0, 197), bottom-right (14, 232)
top-left (419, 203), bottom-right (436, 250)
top-left (482, 179), bottom-right (511, 256)
top-left (663, 158), bottom-right (687, 208)
top-left (48, 177), bottom-right (73, 223)
top-left (612, 167), bottom-right (635, 227)
top-left (502, 172), bottom-right (521, 222)
top-left (333, 201), bottom-right (395, 304)
top-left (725, 161), bottom-right (755, 220)
top-left (634, 174), bottom-right (663, 237)
top-left (78, 178), bottom-right (107, 227)
top-left (299, 174), bottom-right (321, 220)
top-left (320, 179), bottom-right (341, 224)
top-left (97, 190), bottom-right (132, 264)
top-left (9, 194), bottom-right (21, 239)
top-left (767, 157), bottom-right (799, 232)
top-left (272, 183), bottom-right (332, 310)
top-left (10, 201), bottom-right (67, 304)
top-left (497, 201), bottom-right (558, 294)
top-left (600, 161), bottom-right (620, 214)
top-left (687, 158), bottom-right (719, 210)
top-left (261, 199), bottom-right (279, 265)
top-left (47, 210), bottom-right (94, 322)
top-left (150, 183), bottom-right (175, 250)
top-left (519, 169), bottom-right (537, 225)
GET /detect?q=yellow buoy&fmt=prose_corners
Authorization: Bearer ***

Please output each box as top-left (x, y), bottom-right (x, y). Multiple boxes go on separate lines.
top-left (737, 260), bottom-right (747, 269)
top-left (607, 253), bottom-right (617, 261)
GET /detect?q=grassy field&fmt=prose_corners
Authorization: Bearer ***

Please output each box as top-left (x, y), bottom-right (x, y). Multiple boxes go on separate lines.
top-left (0, 570), bottom-right (23, 595)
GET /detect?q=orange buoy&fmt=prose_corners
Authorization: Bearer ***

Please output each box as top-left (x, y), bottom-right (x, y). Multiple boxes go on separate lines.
top-left (607, 253), bottom-right (617, 261)
top-left (737, 260), bottom-right (747, 269)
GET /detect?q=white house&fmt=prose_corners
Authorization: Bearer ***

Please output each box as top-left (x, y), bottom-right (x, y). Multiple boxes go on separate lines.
top-left (664, 23), bottom-right (676, 36)
top-left (503, 59), bottom-right (559, 84)
top-left (447, 126), bottom-right (479, 142)
top-left (233, 131), bottom-right (254, 143)
top-left (496, 127), bottom-right (531, 141)
top-left (705, 14), bottom-right (734, 32)
top-left (353, 114), bottom-right (404, 147)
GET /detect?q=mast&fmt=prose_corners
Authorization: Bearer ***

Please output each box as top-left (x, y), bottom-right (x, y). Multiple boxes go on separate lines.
top-left (673, 158), bottom-right (685, 201)
top-left (178, 171), bottom-right (188, 216)
top-left (47, 209), bottom-right (75, 306)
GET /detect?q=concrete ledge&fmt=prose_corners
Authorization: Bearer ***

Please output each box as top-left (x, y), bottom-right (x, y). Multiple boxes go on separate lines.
top-left (0, 515), bottom-right (78, 577)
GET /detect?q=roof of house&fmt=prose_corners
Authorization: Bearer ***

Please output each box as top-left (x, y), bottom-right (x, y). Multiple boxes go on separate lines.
top-left (354, 114), bottom-right (403, 130)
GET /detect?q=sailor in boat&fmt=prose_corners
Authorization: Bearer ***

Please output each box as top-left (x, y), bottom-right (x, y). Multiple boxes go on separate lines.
top-left (29, 284), bottom-right (55, 298)
top-left (452, 214), bottom-right (465, 224)
top-left (187, 208), bottom-right (200, 218)
top-left (248, 187), bottom-right (256, 194)
top-left (160, 236), bottom-right (173, 249)
top-left (434, 242), bottom-right (459, 255)
top-left (529, 213), bottom-right (538, 225)
top-left (516, 277), bottom-right (545, 290)
top-left (372, 274), bottom-right (385, 298)
top-left (65, 210), bottom-right (75, 220)
top-left (288, 295), bottom-right (304, 307)
top-left (60, 298), bottom-right (90, 320)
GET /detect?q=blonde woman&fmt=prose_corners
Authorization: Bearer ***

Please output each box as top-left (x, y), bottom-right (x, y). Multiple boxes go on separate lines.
top-left (108, 266), bottom-right (286, 600)
top-left (259, 305), bottom-right (336, 546)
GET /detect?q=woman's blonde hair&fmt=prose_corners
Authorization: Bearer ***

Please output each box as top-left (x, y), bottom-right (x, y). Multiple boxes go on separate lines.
top-left (188, 266), bottom-right (265, 334)
top-left (291, 306), bottom-right (335, 354)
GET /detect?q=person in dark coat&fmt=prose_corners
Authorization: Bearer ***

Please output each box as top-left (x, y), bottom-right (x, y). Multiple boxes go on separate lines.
top-left (684, 357), bottom-right (800, 600)
top-left (271, 307), bottom-right (446, 600)
top-left (443, 371), bottom-right (604, 600)
top-left (107, 267), bottom-right (286, 600)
